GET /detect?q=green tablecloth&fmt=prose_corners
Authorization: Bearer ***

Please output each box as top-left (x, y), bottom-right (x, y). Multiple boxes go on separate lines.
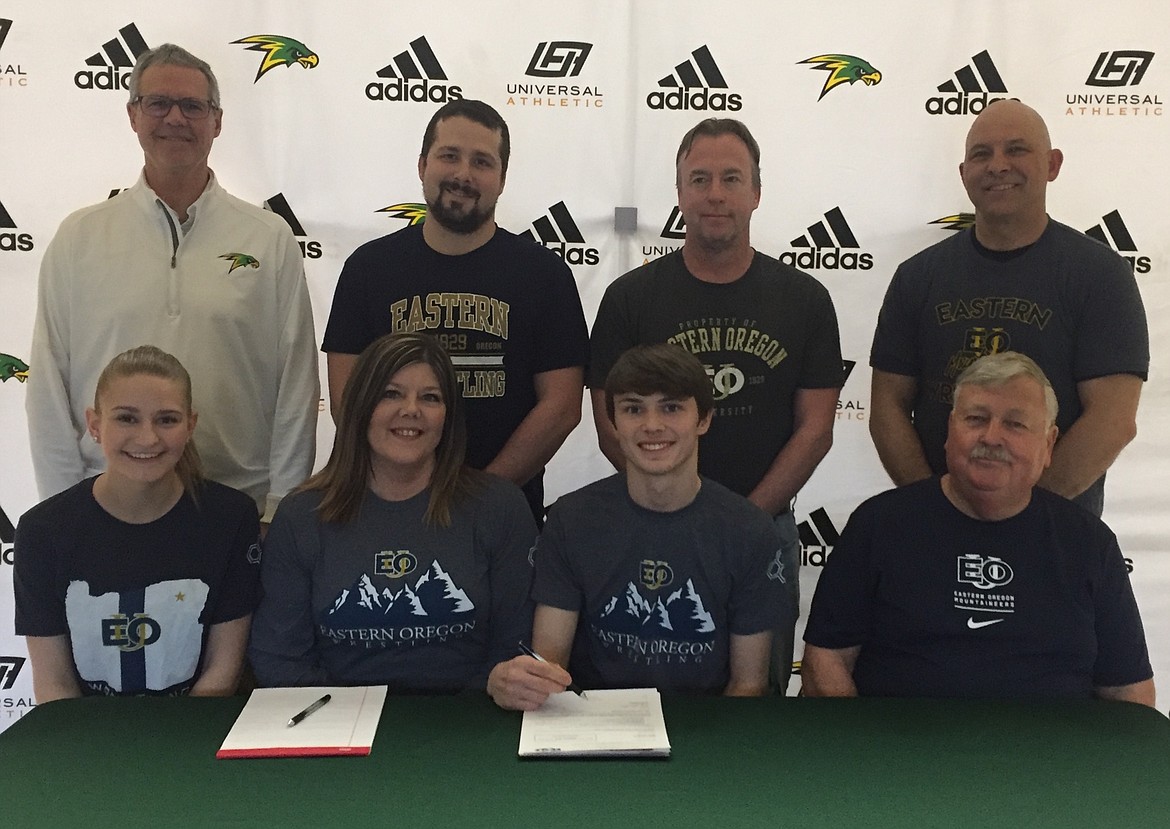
top-left (2, 694), bottom-right (1169, 827)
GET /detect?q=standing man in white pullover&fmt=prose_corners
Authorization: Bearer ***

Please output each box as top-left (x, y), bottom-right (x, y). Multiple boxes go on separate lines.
top-left (26, 43), bottom-right (319, 520)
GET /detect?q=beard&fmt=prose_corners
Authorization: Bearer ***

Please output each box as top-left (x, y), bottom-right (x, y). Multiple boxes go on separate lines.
top-left (426, 180), bottom-right (493, 235)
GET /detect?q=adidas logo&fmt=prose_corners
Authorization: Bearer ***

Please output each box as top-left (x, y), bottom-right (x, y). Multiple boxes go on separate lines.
top-left (0, 197), bottom-right (33, 252)
top-left (779, 207), bottom-right (873, 270)
top-left (264, 193), bottom-right (321, 259)
top-left (925, 50), bottom-right (1013, 115)
top-left (366, 36), bottom-right (462, 103)
top-left (1084, 210), bottom-right (1150, 274)
top-left (75, 22), bottom-right (149, 91)
top-left (798, 507), bottom-right (839, 567)
top-left (647, 45), bottom-right (742, 111)
top-left (521, 201), bottom-right (599, 265)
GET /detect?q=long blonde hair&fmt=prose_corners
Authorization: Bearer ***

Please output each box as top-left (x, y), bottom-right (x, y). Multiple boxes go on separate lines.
top-left (93, 345), bottom-right (204, 495)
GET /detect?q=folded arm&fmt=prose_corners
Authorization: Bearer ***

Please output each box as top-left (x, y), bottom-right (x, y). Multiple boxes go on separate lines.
top-left (1039, 374), bottom-right (1142, 500)
top-left (869, 369), bottom-right (933, 486)
top-left (800, 643), bottom-right (861, 697)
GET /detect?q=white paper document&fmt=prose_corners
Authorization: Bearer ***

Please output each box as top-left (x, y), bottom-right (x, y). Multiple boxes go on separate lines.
top-left (217, 686), bottom-right (387, 759)
top-left (519, 688), bottom-right (671, 757)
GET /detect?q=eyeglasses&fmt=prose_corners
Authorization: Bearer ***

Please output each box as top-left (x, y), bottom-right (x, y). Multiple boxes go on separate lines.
top-left (133, 95), bottom-right (218, 120)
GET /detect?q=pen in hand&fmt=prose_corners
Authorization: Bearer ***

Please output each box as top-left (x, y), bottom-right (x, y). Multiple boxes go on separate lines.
top-left (518, 641), bottom-right (587, 699)
top-left (287, 693), bottom-right (332, 727)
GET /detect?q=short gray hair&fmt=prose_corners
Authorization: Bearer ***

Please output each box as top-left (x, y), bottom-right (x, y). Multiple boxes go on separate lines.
top-left (128, 43), bottom-right (220, 108)
top-left (953, 352), bottom-right (1058, 426)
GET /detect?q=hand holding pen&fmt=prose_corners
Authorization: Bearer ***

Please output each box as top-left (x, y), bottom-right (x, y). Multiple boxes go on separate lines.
top-left (486, 642), bottom-right (582, 711)
top-left (518, 642), bottom-right (587, 699)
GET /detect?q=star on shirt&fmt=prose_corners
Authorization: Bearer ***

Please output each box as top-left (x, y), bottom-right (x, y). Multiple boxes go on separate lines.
top-left (175, 592), bottom-right (186, 602)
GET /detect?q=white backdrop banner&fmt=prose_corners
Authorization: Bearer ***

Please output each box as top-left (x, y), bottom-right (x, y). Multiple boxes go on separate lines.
top-left (1, 1), bottom-right (1167, 729)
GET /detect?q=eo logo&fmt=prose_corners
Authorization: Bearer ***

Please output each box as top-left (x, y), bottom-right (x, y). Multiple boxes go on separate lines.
top-left (75, 22), bottom-right (148, 91)
top-left (367, 36), bottom-right (462, 104)
top-left (647, 45), bottom-right (742, 112)
top-left (101, 613), bottom-right (162, 652)
top-left (0, 656), bottom-right (25, 690)
top-left (780, 207), bottom-right (873, 271)
top-left (521, 201), bottom-right (599, 266)
top-left (957, 554), bottom-right (1014, 590)
top-left (925, 50), bottom-right (1012, 115)
top-left (265, 193), bottom-right (322, 259)
top-left (705, 363), bottom-right (744, 402)
top-left (527, 42), bottom-right (591, 77)
top-left (1084, 210), bottom-right (1151, 274)
top-left (797, 54), bottom-right (882, 100)
top-left (798, 508), bottom-right (840, 567)
top-left (1086, 51), bottom-right (1154, 87)
top-left (231, 35), bottom-right (318, 83)
top-left (0, 197), bottom-right (34, 252)
top-left (376, 550), bottom-right (418, 579)
top-left (640, 559), bottom-right (673, 591)
top-left (931, 213), bottom-right (976, 232)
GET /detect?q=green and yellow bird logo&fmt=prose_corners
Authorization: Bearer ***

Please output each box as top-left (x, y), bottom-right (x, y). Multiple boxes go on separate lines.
top-left (930, 213), bottom-right (976, 232)
top-left (220, 252), bottom-right (261, 273)
top-left (231, 35), bottom-right (319, 83)
top-left (377, 203), bottom-right (428, 226)
top-left (0, 353), bottom-right (29, 383)
top-left (798, 54), bottom-right (882, 100)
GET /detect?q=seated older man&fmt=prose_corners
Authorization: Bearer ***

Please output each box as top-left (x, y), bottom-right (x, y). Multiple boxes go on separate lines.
top-left (802, 351), bottom-right (1154, 706)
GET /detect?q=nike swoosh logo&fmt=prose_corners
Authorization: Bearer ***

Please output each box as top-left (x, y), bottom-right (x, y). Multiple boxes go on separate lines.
top-left (967, 617), bottom-right (1005, 629)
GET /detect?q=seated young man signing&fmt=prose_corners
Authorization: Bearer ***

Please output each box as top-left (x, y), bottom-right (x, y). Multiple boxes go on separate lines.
top-left (490, 344), bottom-right (789, 710)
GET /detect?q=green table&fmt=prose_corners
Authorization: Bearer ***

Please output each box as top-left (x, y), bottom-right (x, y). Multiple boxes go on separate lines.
top-left (2, 694), bottom-right (1169, 827)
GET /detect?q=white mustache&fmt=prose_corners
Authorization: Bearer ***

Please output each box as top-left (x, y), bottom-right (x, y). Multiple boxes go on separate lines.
top-left (970, 445), bottom-right (1011, 462)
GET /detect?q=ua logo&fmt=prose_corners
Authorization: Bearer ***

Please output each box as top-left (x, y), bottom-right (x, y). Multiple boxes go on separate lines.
top-left (376, 550), bottom-right (417, 578)
top-left (101, 613), bottom-right (162, 652)
top-left (956, 554), bottom-right (1014, 590)
top-left (766, 548), bottom-right (786, 583)
top-left (640, 559), bottom-right (673, 590)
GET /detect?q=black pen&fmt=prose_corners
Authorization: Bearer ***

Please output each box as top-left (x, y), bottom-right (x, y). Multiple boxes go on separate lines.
top-left (287, 693), bottom-right (332, 727)
top-left (518, 641), bottom-right (586, 698)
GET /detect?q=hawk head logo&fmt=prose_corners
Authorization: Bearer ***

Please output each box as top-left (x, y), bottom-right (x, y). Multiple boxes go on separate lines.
top-left (0, 353), bottom-right (29, 383)
top-left (231, 35), bottom-right (319, 83)
top-left (930, 213), bottom-right (976, 232)
top-left (219, 252), bottom-right (261, 272)
top-left (798, 54), bottom-right (882, 100)
top-left (377, 203), bottom-right (428, 226)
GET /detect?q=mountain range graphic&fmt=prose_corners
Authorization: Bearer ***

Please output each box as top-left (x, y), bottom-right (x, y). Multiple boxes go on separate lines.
top-left (597, 580), bottom-right (715, 640)
top-left (324, 561), bottom-right (474, 628)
